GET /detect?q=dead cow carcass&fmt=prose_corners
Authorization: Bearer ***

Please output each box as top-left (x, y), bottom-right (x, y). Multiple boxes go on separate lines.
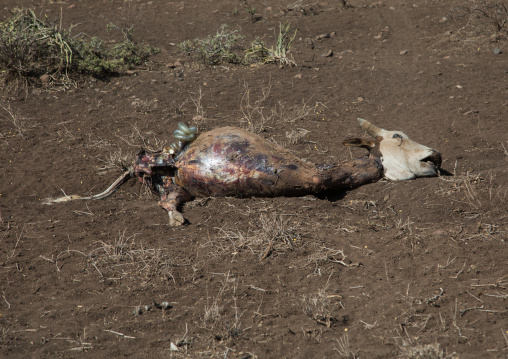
top-left (44, 118), bottom-right (442, 225)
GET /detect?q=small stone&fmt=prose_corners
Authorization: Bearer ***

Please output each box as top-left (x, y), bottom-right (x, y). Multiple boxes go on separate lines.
top-left (169, 342), bottom-right (179, 351)
top-left (132, 307), bottom-right (143, 315)
top-left (154, 300), bottom-right (173, 310)
top-left (294, 74), bottom-right (302, 79)
top-left (40, 74), bottom-right (50, 83)
top-left (493, 47), bottom-right (502, 55)
top-left (160, 301), bottom-right (172, 309)
top-left (166, 63), bottom-right (176, 68)
top-left (316, 33), bottom-right (330, 40)
top-left (400, 50), bottom-right (408, 55)
top-left (321, 49), bottom-right (333, 57)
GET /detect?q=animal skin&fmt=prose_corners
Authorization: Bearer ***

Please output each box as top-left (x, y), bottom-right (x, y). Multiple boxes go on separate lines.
top-left (44, 119), bottom-right (442, 226)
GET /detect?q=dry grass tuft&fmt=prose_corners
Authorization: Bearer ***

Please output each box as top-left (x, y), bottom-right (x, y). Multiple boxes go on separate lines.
top-left (307, 245), bottom-right (349, 267)
top-left (334, 333), bottom-right (358, 358)
top-left (1, 103), bottom-right (31, 139)
top-left (275, 99), bottom-right (313, 123)
top-left (300, 287), bottom-right (341, 327)
top-left (397, 340), bottom-right (457, 359)
top-left (216, 212), bottom-right (303, 260)
top-left (239, 81), bottom-right (272, 133)
top-left (116, 123), bottom-right (170, 152)
top-left (132, 98), bottom-right (158, 114)
top-left (202, 272), bottom-right (244, 342)
top-left (285, 128), bottom-right (310, 145)
top-left (97, 149), bottom-right (132, 173)
top-left (437, 171), bottom-right (486, 209)
top-left (246, 22), bottom-right (297, 67)
top-left (239, 82), bottom-right (313, 135)
top-left (88, 230), bottom-right (182, 281)
top-left (452, 2), bottom-right (508, 35)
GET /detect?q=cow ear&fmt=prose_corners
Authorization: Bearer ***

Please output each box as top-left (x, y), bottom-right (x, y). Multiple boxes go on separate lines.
top-left (342, 138), bottom-right (376, 150)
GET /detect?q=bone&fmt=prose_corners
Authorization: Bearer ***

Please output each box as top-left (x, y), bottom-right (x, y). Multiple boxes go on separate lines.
top-left (42, 170), bottom-right (133, 205)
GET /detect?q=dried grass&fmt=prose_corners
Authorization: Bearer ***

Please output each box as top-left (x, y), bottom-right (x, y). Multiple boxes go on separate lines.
top-left (300, 287), bottom-right (341, 327)
top-left (97, 149), bottom-right (132, 173)
top-left (239, 82), bottom-right (313, 139)
top-left (0, 103), bottom-right (31, 139)
top-left (215, 212), bottom-right (303, 260)
top-left (202, 271), bottom-right (243, 342)
top-left (87, 230), bottom-right (183, 281)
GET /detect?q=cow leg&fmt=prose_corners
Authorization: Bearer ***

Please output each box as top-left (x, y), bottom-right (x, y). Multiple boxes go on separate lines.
top-left (158, 182), bottom-right (192, 226)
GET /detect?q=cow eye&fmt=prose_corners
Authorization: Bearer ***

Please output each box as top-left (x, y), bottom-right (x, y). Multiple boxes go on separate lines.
top-left (392, 134), bottom-right (403, 139)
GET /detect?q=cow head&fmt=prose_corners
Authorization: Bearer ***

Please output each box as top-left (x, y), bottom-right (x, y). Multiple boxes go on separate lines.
top-left (344, 118), bottom-right (442, 180)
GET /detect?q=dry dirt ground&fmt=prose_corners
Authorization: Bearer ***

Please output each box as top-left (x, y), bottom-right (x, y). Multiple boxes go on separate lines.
top-left (1, 0), bottom-right (507, 358)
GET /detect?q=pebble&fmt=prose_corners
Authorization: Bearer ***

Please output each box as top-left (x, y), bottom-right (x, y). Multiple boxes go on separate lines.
top-left (321, 49), bottom-right (333, 57)
top-left (294, 74), bottom-right (302, 79)
top-left (316, 33), bottom-right (330, 40)
top-left (40, 74), bottom-right (50, 83)
top-left (493, 47), bottom-right (502, 55)
top-left (400, 50), bottom-right (408, 55)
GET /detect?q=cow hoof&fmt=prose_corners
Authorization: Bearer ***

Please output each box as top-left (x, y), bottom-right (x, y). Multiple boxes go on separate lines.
top-left (168, 211), bottom-right (185, 226)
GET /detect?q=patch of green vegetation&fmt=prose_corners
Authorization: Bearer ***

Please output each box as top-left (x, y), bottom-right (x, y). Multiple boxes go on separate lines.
top-left (178, 24), bottom-right (247, 66)
top-left (246, 22), bottom-right (297, 67)
top-left (0, 8), bottom-right (158, 85)
top-left (178, 22), bottom-right (297, 67)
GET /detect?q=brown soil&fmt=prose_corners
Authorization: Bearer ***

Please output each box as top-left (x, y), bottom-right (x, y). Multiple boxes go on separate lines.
top-left (1, 1), bottom-right (507, 358)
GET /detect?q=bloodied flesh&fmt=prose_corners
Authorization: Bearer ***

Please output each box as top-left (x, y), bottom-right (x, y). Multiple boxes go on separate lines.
top-left (131, 126), bottom-right (383, 224)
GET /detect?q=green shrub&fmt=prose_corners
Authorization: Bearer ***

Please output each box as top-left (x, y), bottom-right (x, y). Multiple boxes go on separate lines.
top-left (0, 8), bottom-right (158, 85)
top-left (178, 24), bottom-right (246, 66)
top-left (246, 22), bottom-right (297, 67)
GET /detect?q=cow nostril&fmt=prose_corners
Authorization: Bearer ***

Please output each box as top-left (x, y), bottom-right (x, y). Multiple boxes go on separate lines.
top-left (421, 151), bottom-right (442, 169)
